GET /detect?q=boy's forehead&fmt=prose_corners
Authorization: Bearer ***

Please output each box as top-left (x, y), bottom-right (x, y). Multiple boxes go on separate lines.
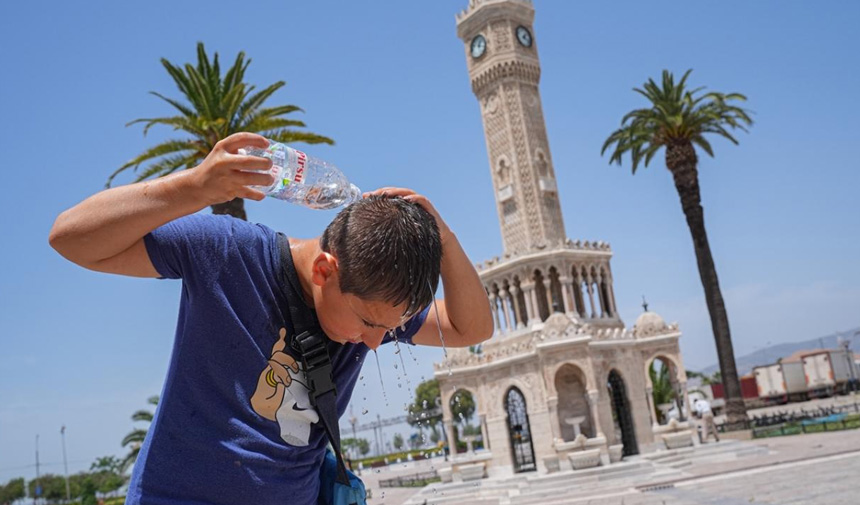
top-left (347, 295), bottom-right (411, 327)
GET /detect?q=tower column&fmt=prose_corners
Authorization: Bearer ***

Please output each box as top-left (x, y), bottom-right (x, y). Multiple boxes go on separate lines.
top-left (645, 386), bottom-right (659, 427)
top-left (511, 285), bottom-right (525, 329)
top-left (572, 270), bottom-right (586, 318)
top-left (489, 293), bottom-right (501, 334)
top-left (597, 272), bottom-right (607, 318)
top-left (547, 396), bottom-right (562, 444)
top-left (444, 419), bottom-right (458, 455)
top-left (545, 277), bottom-right (554, 314)
top-left (531, 285), bottom-right (542, 322)
top-left (480, 414), bottom-right (490, 450)
top-left (586, 277), bottom-right (598, 319)
top-left (558, 276), bottom-right (572, 314)
top-left (607, 278), bottom-right (618, 319)
top-left (521, 282), bottom-right (539, 325)
top-left (586, 390), bottom-right (604, 438)
top-left (499, 289), bottom-right (512, 332)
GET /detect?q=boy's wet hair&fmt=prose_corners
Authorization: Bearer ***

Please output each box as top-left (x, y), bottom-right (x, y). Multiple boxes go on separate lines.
top-left (320, 195), bottom-right (442, 319)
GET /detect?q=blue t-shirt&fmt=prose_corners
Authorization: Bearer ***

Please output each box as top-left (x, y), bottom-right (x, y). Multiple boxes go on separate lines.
top-left (130, 214), bottom-right (427, 505)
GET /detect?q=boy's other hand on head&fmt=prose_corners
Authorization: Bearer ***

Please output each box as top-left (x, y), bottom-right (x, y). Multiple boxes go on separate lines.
top-left (363, 187), bottom-right (452, 240)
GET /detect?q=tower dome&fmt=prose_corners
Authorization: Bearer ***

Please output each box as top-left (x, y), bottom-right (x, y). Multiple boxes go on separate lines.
top-left (633, 311), bottom-right (669, 338)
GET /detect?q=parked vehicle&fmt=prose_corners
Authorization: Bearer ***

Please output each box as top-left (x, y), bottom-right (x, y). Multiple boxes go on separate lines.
top-left (781, 361), bottom-right (809, 401)
top-left (710, 375), bottom-right (762, 408)
top-left (754, 364), bottom-right (785, 403)
top-left (803, 349), bottom-right (855, 397)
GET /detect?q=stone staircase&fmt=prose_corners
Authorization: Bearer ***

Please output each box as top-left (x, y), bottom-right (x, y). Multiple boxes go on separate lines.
top-left (403, 440), bottom-right (770, 505)
top-left (642, 439), bottom-right (769, 470)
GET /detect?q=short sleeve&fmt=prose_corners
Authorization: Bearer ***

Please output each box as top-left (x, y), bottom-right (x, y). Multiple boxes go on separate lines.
top-left (382, 305), bottom-right (430, 346)
top-left (143, 213), bottom-right (276, 281)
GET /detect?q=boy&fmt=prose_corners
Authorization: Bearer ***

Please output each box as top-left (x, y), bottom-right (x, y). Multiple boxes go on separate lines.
top-left (49, 132), bottom-right (493, 504)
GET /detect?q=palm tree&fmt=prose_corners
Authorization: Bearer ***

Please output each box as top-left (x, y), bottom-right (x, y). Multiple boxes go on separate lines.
top-left (108, 42), bottom-right (334, 220)
top-left (602, 69), bottom-right (753, 424)
top-left (121, 395), bottom-right (159, 473)
top-left (649, 362), bottom-right (675, 424)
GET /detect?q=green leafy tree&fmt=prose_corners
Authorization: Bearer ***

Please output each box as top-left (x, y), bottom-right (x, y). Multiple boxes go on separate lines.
top-left (602, 69), bottom-right (752, 423)
top-left (342, 437), bottom-right (371, 457)
top-left (110, 42), bottom-right (334, 220)
top-left (28, 474), bottom-right (67, 502)
top-left (0, 477), bottom-right (26, 503)
top-left (408, 379), bottom-right (442, 442)
top-left (121, 395), bottom-right (159, 473)
top-left (357, 438), bottom-right (370, 456)
top-left (450, 390), bottom-right (476, 427)
top-left (78, 475), bottom-right (98, 505)
top-left (90, 455), bottom-right (126, 494)
top-left (393, 433), bottom-right (404, 451)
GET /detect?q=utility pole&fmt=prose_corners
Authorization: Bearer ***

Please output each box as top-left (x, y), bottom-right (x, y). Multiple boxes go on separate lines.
top-left (34, 434), bottom-right (40, 505)
top-left (375, 414), bottom-right (382, 457)
top-left (61, 426), bottom-right (71, 503)
top-left (348, 406), bottom-right (358, 460)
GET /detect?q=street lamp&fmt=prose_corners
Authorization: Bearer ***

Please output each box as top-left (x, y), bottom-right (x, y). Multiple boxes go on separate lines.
top-left (60, 426), bottom-right (71, 503)
top-left (34, 434), bottom-right (40, 505)
top-left (837, 330), bottom-right (860, 411)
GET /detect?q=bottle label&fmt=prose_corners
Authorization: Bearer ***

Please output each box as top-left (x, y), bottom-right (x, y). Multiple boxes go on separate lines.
top-left (277, 146), bottom-right (307, 188)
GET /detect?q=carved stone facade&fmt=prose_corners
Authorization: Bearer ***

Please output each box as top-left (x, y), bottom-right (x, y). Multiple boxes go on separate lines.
top-left (457, 0), bottom-right (565, 255)
top-left (439, 0), bottom-right (692, 478)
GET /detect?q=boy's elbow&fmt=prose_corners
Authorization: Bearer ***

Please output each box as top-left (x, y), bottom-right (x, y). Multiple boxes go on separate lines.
top-left (467, 309), bottom-right (494, 345)
top-left (49, 212), bottom-right (87, 266)
top-left (478, 315), bottom-right (494, 343)
top-left (48, 216), bottom-right (69, 254)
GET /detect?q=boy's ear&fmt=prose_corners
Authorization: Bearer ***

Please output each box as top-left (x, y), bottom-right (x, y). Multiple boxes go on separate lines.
top-left (311, 252), bottom-right (339, 286)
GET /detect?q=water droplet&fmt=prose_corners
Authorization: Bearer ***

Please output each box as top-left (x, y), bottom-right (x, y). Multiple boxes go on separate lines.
top-left (362, 408), bottom-right (368, 415)
top-left (394, 363), bottom-right (399, 369)
top-left (359, 375), bottom-right (364, 380)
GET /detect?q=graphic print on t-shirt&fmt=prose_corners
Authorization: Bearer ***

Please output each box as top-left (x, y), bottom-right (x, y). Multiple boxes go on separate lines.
top-left (250, 327), bottom-right (320, 446)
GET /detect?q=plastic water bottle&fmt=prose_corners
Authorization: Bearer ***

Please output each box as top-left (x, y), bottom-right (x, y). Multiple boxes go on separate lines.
top-left (239, 139), bottom-right (361, 210)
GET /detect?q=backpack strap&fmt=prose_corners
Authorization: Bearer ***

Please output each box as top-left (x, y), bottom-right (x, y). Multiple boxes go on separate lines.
top-left (276, 233), bottom-right (350, 486)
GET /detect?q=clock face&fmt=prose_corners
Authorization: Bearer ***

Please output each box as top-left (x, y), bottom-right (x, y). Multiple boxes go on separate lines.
top-left (516, 26), bottom-right (533, 47)
top-left (470, 35), bottom-right (487, 59)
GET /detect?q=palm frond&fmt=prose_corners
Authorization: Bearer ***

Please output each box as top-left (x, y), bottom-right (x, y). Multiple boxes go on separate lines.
top-left (265, 129), bottom-right (335, 146)
top-left (107, 139), bottom-right (198, 187)
top-left (149, 92), bottom-right (196, 118)
top-left (132, 153), bottom-right (200, 183)
top-left (130, 410), bottom-right (154, 423)
top-left (234, 82), bottom-right (288, 125)
top-left (121, 429), bottom-right (148, 447)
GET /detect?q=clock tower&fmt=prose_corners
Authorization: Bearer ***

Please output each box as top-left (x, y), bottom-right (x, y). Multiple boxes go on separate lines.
top-left (457, 0), bottom-right (566, 256)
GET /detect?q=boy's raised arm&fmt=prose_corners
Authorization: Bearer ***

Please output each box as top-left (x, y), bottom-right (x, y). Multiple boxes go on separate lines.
top-left (365, 187), bottom-right (495, 348)
top-left (49, 132), bottom-right (274, 276)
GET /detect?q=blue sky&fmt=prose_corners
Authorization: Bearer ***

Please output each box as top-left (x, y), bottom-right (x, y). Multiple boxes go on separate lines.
top-left (1, 0), bottom-right (859, 483)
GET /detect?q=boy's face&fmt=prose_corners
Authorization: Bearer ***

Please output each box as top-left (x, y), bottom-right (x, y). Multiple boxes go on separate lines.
top-left (310, 253), bottom-right (411, 350)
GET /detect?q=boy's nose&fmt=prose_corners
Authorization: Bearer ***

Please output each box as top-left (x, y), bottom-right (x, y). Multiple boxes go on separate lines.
top-left (362, 329), bottom-right (388, 350)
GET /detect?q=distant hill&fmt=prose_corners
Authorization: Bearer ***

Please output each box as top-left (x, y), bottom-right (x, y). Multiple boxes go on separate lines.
top-left (698, 327), bottom-right (860, 377)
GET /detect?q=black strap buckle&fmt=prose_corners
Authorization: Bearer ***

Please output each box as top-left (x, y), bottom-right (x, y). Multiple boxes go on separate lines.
top-left (293, 330), bottom-right (337, 407)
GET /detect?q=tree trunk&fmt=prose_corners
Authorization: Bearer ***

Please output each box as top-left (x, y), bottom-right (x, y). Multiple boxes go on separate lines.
top-left (666, 142), bottom-right (747, 424)
top-left (210, 197), bottom-right (247, 221)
